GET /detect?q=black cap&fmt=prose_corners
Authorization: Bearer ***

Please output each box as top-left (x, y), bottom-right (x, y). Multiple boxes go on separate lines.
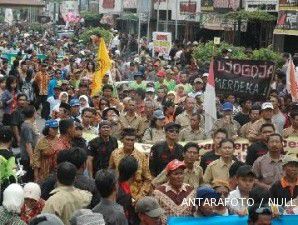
top-left (164, 122), bottom-right (181, 132)
top-left (236, 165), bottom-right (255, 177)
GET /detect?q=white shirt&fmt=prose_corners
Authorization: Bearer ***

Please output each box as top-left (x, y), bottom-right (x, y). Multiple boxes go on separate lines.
top-left (47, 96), bottom-right (60, 114)
top-left (227, 186), bottom-right (249, 214)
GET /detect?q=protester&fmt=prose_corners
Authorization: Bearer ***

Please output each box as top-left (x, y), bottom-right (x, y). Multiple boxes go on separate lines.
top-left (135, 197), bottom-right (164, 225)
top-left (11, 93), bottom-right (28, 146)
top-left (119, 99), bottom-right (144, 140)
top-left (247, 205), bottom-right (272, 225)
top-left (0, 183), bottom-right (26, 225)
top-left (283, 111), bottom-right (298, 138)
top-left (42, 162), bottom-right (92, 225)
top-left (20, 105), bottom-right (38, 182)
top-left (153, 160), bottom-right (195, 224)
top-left (234, 99), bottom-right (252, 126)
top-left (1, 76), bottom-right (19, 125)
top-left (227, 165), bottom-right (256, 215)
top-left (204, 139), bottom-right (236, 184)
top-left (175, 97), bottom-right (196, 129)
top-left (194, 187), bottom-right (221, 217)
top-left (179, 113), bottom-right (205, 141)
top-left (20, 182), bottom-right (45, 224)
top-left (33, 119), bottom-right (59, 182)
top-left (252, 133), bottom-right (284, 191)
top-left (142, 109), bottom-right (166, 144)
top-left (246, 123), bottom-right (275, 166)
top-left (34, 64), bottom-right (50, 119)
top-left (212, 102), bottom-right (241, 139)
top-left (109, 128), bottom-right (152, 201)
top-left (0, 126), bottom-right (16, 202)
top-left (117, 156), bottom-right (139, 225)
top-left (248, 102), bottom-right (275, 142)
top-left (212, 180), bottom-right (230, 216)
top-left (70, 209), bottom-right (105, 225)
top-left (200, 129), bottom-right (228, 171)
top-left (149, 122), bottom-right (184, 177)
top-left (87, 120), bottom-right (118, 177)
top-left (152, 142), bottom-right (203, 188)
top-left (228, 161), bottom-right (246, 191)
top-left (270, 155), bottom-right (298, 204)
top-left (93, 169), bottom-right (128, 225)
top-left (240, 105), bottom-right (261, 138)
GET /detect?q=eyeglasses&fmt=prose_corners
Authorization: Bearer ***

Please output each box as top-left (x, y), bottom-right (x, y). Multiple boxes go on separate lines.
top-left (167, 129), bottom-right (179, 134)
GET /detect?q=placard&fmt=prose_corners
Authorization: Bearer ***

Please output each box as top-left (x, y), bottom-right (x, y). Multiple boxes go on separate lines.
top-left (214, 58), bottom-right (275, 100)
top-left (152, 32), bottom-right (172, 58)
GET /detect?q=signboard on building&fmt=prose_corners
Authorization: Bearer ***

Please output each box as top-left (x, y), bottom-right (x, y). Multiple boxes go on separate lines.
top-left (214, 58), bottom-right (275, 100)
top-left (124, 0), bottom-right (137, 9)
top-left (274, 10), bottom-right (298, 35)
top-left (202, 13), bottom-right (247, 31)
top-left (172, 0), bottom-right (201, 21)
top-left (279, 0), bottom-right (298, 10)
top-left (152, 32), bottom-right (172, 57)
top-left (201, 0), bottom-right (240, 12)
top-left (99, 0), bottom-right (122, 14)
top-left (154, 0), bottom-right (169, 10)
top-left (245, 0), bottom-right (278, 12)
top-left (213, 0), bottom-right (240, 12)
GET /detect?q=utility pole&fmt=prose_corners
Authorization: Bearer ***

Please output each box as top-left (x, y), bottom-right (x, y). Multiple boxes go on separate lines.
top-left (147, 0), bottom-right (152, 41)
top-left (175, 0), bottom-right (178, 39)
top-left (237, 0), bottom-right (243, 45)
top-left (165, 0), bottom-right (169, 31)
top-left (156, 0), bottom-right (160, 31)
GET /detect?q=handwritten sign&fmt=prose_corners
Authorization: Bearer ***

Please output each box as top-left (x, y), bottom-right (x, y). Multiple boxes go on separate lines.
top-left (214, 58), bottom-right (275, 100)
top-left (152, 32), bottom-right (172, 58)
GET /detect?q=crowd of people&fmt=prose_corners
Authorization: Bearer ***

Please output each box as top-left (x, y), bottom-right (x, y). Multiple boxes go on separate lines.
top-left (0, 22), bottom-right (297, 225)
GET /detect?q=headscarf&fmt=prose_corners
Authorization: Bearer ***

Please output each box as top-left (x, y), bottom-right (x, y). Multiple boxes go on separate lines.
top-left (59, 91), bottom-right (69, 103)
top-left (3, 183), bottom-right (24, 214)
top-left (79, 95), bottom-right (89, 112)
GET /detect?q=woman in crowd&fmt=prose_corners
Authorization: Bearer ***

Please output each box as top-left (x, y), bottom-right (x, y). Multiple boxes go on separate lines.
top-left (20, 182), bottom-right (45, 224)
top-left (32, 119), bottom-right (59, 182)
top-left (142, 109), bottom-right (166, 144)
top-left (0, 183), bottom-right (26, 225)
top-left (83, 61), bottom-right (95, 81)
top-left (1, 76), bottom-right (19, 125)
top-left (79, 95), bottom-right (89, 113)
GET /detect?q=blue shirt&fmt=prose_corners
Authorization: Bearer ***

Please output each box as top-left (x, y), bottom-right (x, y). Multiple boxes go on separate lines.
top-left (48, 78), bottom-right (58, 97)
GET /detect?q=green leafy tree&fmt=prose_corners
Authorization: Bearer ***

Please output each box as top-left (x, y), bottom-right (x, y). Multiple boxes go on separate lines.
top-left (79, 27), bottom-right (112, 44)
top-left (192, 41), bottom-right (283, 67)
top-left (81, 11), bottom-right (103, 27)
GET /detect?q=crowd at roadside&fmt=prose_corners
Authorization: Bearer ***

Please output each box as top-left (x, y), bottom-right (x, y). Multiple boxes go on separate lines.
top-left (0, 22), bottom-right (297, 225)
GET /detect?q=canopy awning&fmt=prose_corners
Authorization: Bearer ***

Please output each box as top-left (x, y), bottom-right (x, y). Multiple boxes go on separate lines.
top-left (0, 0), bottom-right (45, 8)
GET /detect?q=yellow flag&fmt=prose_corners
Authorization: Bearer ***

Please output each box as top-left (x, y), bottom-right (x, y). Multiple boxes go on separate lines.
top-left (91, 38), bottom-right (111, 96)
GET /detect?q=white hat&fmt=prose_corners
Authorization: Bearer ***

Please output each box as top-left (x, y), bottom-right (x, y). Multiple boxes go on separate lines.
top-left (261, 102), bottom-right (274, 110)
top-left (24, 182), bottom-right (41, 201)
top-left (202, 73), bottom-right (209, 78)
